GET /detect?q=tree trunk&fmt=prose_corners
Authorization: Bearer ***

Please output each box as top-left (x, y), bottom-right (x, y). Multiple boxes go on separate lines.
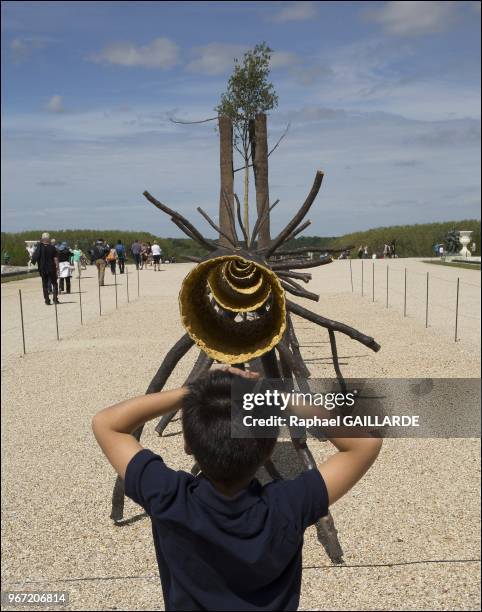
top-left (243, 159), bottom-right (249, 239)
top-left (218, 115), bottom-right (235, 246)
top-left (252, 113), bottom-right (270, 249)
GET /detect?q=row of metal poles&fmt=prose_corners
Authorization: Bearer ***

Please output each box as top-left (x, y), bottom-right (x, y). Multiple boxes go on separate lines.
top-left (16, 264), bottom-right (141, 354)
top-left (349, 259), bottom-right (462, 342)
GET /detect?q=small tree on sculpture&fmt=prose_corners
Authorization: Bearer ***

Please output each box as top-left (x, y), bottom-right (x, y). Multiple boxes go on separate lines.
top-left (216, 42), bottom-right (278, 236)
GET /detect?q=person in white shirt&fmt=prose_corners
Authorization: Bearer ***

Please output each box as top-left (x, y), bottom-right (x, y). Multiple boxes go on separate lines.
top-left (151, 242), bottom-right (162, 271)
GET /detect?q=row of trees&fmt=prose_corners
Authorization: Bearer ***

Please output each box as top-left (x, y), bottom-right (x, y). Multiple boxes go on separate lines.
top-left (2, 221), bottom-right (479, 266)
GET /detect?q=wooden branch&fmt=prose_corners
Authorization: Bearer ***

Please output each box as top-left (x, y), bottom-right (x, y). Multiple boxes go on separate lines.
top-left (234, 193), bottom-right (249, 245)
top-left (143, 190), bottom-right (217, 252)
top-left (170, 217), bottom-right (217, 251)
top-left (280, 279), bottom-right (319, 302)
top-left (233, 122), bottom-right (290, 173)
top-left (271, 256), bottom-right (333, 271)
top-left (288, 300), bottom-right (381, 352)
top-left (110, 333), bottom-right (195, 521)
top-left (275, 220), bottom-right (312, 250)
top-left (181, 255), bottom-right (202, 263)
top-left (265, 171), bottom-right (324, 258)
top-left (328, 329), bottom-right (347, 393)
top-left (277, 270), bottom-right (312, 283)
top-left (197, 207), bottom-right (237, 248)
top-left (222, 189), bottom-right (239, 244)
top-left (287, 314), bottom-right (310, 377)
top-left (275, 245), bottom-right (355, 256)
top-left (267, 122), bottom-right (290, 158)
top-left (155, 351), bottom-right (213, 436)
top-left (170, 116), bottom-right (218, 124)
top-left (250, 198), bottom-right (279, 248)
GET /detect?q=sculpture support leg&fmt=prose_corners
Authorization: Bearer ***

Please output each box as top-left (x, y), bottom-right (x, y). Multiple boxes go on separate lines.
top-left (110, 333), bottom-right (195, 522)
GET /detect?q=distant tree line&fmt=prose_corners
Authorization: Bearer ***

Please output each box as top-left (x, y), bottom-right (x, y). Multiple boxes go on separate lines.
top-left (1, 220), bottom-right (480, 266)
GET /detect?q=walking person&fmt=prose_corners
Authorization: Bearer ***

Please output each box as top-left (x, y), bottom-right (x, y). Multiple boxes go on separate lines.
top-left (72, 244), bottom-right (83, 278)
top-left (106, 245), bottom-right (118, 275)
top-left (140, 243), bottom-right (149, 270)
top-left (115, 240), bottom-right (126, 274)
top-left (151, 241), bottom-right (162, 271)
top-left (363, 245), bottom-right (369, 259)
top-left (357, 245), bottom-right (363, 259)
top-left (131, 239), bottom-right (142, 270)
top-left (58, 242), bottom-right (73, 294)
top-left (93, 239), bottom-right (108, 286)
top-left (31, 232), bottom-right (60, 305)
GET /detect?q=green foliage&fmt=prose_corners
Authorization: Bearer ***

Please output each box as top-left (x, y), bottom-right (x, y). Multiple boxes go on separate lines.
top-left (216, 42), bottom-right (278, 155)
top-left (327, 220), bottom-right (480, 258)
top-left (2, 220), bottom-right (480, 266)
top-left (0, 230), bottom-right (209, 266)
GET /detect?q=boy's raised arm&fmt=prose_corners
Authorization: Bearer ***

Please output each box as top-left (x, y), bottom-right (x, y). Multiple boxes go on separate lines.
top-left (91, 387), bottom-right (187, 480)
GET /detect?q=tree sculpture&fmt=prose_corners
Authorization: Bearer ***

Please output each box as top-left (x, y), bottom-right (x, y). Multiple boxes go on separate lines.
top-left (444, 229), bottom-right (461, 254)
top-left (110, 113), bottom-right (381, 565)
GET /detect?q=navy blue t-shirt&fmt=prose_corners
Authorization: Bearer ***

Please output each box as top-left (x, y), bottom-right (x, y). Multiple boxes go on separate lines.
top-left (124, 449), bottom-right (329, 611)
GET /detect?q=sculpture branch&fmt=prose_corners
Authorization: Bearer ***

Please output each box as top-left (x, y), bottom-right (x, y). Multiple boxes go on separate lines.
top-left (288, 300), bottom-right (381, 352)
top-left (234, 193), bottom-right (250, 245)
top-left (277, 270), bottom-right (312, 283)
top-left (250, 198), bottom-right (279, 248)
top-left (265, 171), bottom-right (324, 257)
top-left (280, 280), bottom-right (319, 302)
top-left (197, 207), bottom-right (237, 248)
top-left (270, 256), bottom-right (333, 271)
top-left (221, 189), bottom-right (239, 244)
top-left (143, 190), bottom-right (217, 252)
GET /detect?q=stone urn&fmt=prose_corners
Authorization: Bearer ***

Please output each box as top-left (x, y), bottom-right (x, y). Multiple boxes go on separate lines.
top-left (459, 230), bottom-right (473, 258)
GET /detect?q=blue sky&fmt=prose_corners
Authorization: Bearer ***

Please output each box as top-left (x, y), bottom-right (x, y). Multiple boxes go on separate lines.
top-left (2, 1), bottom-right (481, 237)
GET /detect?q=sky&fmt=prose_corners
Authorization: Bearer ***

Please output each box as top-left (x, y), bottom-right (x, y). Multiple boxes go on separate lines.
top-left (1, 0), bottom-right (481, 237)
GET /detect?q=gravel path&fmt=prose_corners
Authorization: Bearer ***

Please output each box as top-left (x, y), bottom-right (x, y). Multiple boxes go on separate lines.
top-left (1, 260), bottom-right (480, 610)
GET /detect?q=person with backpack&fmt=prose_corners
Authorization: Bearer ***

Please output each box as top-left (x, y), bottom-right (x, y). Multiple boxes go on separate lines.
top-left (57, 242), bottom-right (73, 294)
top-left (115, 240), bottom-right (126, 274)
top-left (31, 232), bottom-right (60, 305)
top-left (92, 239), bottom-right (108, 286)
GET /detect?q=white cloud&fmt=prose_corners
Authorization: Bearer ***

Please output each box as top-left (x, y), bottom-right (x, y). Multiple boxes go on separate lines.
top-left (368, 1), bottom-right (459, 36)
top-left (272, 1), bottom-right (317, 23)
top-left (90, 37), bottom-right (180, 69)
top-left (9, 37), bottom-right (51, 62)
top-left (46, 95), bottom-right (64, 113)
top-left (186, 43), bottom-right (246, 75)
top-left (270, 51), bottom-right (300, 69)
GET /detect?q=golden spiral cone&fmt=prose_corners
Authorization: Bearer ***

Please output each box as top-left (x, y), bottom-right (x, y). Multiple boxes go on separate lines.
top-left (179, 255), bottom-right (286, 363)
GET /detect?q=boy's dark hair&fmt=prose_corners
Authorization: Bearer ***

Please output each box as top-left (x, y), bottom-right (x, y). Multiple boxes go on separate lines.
top-left (182, 370), bottom-right (277, 485)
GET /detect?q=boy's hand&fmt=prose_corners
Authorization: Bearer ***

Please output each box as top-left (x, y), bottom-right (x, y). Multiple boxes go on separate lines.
top-left (211, 364), bottom-right (260, 379)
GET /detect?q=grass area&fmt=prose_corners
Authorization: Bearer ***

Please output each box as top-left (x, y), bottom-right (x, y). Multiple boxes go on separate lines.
top-left (423, 260), bottom-right (481, 271)
top-left (1, 272), bottom-right (39, 283)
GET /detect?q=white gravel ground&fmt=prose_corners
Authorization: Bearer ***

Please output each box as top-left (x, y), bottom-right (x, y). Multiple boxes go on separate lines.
top-left (1, 260), bottom-right (480, 611)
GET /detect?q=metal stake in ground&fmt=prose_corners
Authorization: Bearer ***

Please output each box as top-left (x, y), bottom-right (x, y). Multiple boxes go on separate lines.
top-left (361, 259), bottom-right (364, 297)
top-left (386, 266), bottom-right (389, 308)
top-left (126, 264), bottom-right (130, 303)
top-left (78, 275), bottom-right (83, 325)
top-left (404, 268), bottom-right (407, 317)
top-left (372, 262), bottom-right (375, 302)
top-left (425, 271), bottom-right (429, 328)
top-left (455, 277), bottom-right (460, 342)
top-left (54, 299), bottom-right (60, 341)
top-left (349, 259), bottom-right (353, 293)
top-left (18, 289), bottom-right (26, 355)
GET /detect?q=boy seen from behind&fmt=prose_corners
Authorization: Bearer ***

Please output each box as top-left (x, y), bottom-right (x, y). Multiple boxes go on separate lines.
top-left (92, 367), bottom-right (382, 611)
